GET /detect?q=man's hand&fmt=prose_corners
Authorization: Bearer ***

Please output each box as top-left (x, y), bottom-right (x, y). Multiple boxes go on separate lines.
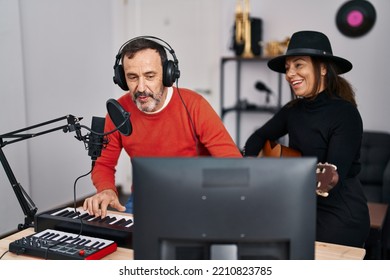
top-left (83, 189), bottom-right (126, 218)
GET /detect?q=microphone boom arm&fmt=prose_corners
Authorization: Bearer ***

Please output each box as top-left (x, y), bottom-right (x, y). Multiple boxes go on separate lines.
top-left (0, 115), bottom-right (82, 230)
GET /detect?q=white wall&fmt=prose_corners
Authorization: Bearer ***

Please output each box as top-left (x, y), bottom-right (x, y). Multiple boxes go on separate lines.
top-left (1, 0), bottom-right (389, 236)
top-left (0, 0), bottom-right (116, 235)
top-left (0, 0), bottom-right (29, 236)
top-left (220, 0), bottom-right (390, 148)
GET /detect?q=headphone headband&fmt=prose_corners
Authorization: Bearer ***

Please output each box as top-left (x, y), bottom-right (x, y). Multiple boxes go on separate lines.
top-left (114, 35), bottom-right (179, 67)
top-left (113, 36), bottom-right (180, 90)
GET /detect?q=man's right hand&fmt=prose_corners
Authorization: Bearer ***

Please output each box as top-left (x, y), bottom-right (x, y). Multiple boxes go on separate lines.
top-left (83, 189), bottom-right (126, 218)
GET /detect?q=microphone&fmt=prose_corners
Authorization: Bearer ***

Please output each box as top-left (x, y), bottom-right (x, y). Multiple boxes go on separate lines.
top-left (87, 116), bottom-right (107, 161)
top-left (255, 81), bottom-right (272, 103)
top-left (106, 99), bottom-right (132, 136)
top-left (255, 81), bottom-right (272, 93)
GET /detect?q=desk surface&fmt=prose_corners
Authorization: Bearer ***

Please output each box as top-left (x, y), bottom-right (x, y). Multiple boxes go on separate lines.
top-left (0, 228), bottom-right (365, 260)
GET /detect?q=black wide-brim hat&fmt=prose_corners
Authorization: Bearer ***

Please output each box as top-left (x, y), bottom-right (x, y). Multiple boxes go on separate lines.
top-left (267, 30), bottom-right (352, 74)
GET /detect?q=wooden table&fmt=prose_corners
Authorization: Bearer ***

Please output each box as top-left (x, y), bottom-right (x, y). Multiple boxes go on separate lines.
top-left (0, 228), bottom-right (365, 260)
top-left (315, 241), bottom-right (365, 260)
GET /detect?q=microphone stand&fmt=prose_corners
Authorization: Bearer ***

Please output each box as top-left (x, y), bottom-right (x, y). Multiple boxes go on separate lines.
top-left (0, 115), bottom-right (82, 230)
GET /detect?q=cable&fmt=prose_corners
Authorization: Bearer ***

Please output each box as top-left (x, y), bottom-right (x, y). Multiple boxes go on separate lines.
top-left (72, 164), bottom-right (94, 234)
top-left (175, 80), bottom-right (200, 156)
top-left (0, 250), bottom-right (9, 259)
top-left (42, 165), bottom-right (93, 259)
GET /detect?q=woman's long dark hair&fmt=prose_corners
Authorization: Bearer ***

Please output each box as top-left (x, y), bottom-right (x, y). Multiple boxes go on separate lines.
top-left (324, 59), bottom-right (357, 107)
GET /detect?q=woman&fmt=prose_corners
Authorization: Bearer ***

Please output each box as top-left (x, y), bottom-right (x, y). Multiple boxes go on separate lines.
top-left (243, 30), bottom-right (370, 247)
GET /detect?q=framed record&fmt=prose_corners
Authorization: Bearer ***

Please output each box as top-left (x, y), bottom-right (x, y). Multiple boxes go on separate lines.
top-left (336, 0), bottom-right (376, 38)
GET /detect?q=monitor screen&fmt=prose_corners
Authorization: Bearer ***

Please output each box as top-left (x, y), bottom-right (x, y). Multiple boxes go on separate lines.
top-left (132, 157), bottom-right (317, 260)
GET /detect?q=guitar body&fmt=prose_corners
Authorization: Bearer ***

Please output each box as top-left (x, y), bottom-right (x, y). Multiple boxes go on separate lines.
top-left (258, 140), bottom-right (338, 197)
top-left (259, 140), bottom-right (302, 158)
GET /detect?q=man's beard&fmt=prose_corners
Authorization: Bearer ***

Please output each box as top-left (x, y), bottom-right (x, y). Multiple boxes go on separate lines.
top-left (133, 91), bottom-right (162, 112)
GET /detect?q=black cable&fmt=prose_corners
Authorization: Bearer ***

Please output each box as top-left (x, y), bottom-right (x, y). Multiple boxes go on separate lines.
top-left (0, 250), bottom-right (9, 259)
top-left (175, 80), bottom-right (200, 156)
top-left (42, 165), bottom-right (93, 259)
top-left (72, 164), bottom-right (94, 235)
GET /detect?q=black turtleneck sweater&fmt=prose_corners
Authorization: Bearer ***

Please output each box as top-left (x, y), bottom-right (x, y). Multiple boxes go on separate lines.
top-left (244, 91), bottom-right (370, 247)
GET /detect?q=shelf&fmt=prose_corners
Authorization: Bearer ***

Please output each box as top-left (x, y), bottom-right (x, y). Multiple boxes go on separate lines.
top-left (222, 105), bottom-right (279, 117)
top-left (221, 56), bottom-right (277, 63)
top-left (220, 56), bottom-right (283, 148)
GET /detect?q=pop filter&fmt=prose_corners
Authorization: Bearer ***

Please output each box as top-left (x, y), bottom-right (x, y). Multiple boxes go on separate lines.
top-left (106, 99), bottom-right (132, 136)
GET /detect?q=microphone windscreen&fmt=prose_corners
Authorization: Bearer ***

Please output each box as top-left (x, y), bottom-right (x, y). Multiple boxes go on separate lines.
top-left (106, 99), bottom-right (132, 136)
top-left (88, 116), bottom-right (106, 160)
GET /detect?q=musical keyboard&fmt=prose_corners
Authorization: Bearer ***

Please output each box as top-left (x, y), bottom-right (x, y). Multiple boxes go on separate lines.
top-left (35, 207), bottom-right (133, 248)
top-left (9, 229), bottom-right (117, 260)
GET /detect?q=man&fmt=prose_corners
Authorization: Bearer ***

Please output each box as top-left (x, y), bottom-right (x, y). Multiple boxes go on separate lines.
top-left (83, 36), bottom-right (242, 217)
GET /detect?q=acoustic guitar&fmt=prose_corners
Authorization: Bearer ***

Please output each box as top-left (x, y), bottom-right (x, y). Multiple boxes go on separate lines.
top-left (258, 140), bottom-right (339, 197)
top-left (258, 139), bottom-right (302, 158)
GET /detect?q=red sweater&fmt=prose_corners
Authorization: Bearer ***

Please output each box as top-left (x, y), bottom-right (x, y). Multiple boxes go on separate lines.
top-left (92, 87), bottom-right (242, 193)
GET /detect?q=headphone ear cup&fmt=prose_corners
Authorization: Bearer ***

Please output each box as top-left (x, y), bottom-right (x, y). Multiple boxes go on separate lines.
top-left (113, 64), bottom-right (129, 91)
top-left (163, 60), bottom-right (178, 87)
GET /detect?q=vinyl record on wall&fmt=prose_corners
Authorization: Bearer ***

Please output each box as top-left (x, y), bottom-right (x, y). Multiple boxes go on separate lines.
top-left (336, 0), bottom-right (376, 38)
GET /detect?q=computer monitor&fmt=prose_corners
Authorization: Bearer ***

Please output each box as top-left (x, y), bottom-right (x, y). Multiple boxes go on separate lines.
top-left (132, 157), bottom-right (317, 260)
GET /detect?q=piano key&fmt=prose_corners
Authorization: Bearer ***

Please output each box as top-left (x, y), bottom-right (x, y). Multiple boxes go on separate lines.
top-left (78, 212), bottom-right (90, 219)
top-left (62, 211), bottom-right (77, 218)
top-left (121, 219), bottom-right (133, 227)
top-left (82, 214), bottom-right (96, 220)
top-left (111, 218), bottom-right (127, 226)
top-left (103, 216), bottom-right (117, 224)
top-left (58, 235), bottom-right (70, 242)
top-left (67, 211), bottom-right (81, 218)
top-left (78, 239), bottom-right (91, 246)
top-left (52, 209), bottom-right (71, 216)
top-left (89, 216), bottom-right (103, 222)
top-left (98, 216), bottom-right (111, 223)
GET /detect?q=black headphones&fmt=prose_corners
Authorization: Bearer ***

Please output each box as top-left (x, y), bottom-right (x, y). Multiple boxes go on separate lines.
top-left (113, 36), bottom-right (180, 91)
